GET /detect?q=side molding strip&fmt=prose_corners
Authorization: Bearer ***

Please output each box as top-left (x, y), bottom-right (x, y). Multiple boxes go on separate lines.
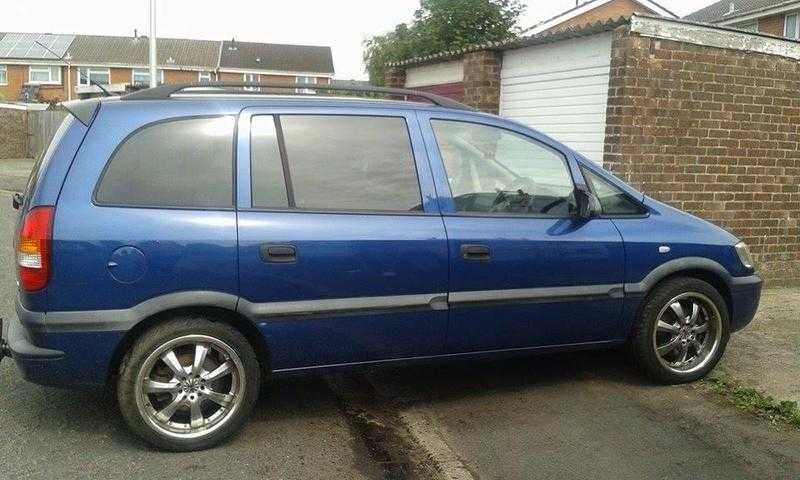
top-left (449, 284), bottom-right (624, 306)
top-left (239, 293), bottom-right (447, 319)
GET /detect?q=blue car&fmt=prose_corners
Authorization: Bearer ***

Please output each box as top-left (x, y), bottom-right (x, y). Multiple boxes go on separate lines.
top-left (1, 83), bottom-right (762, 451)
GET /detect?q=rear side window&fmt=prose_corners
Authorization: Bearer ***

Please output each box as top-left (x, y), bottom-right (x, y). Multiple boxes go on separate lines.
top-left (95, 117), bottom-right (235, 208)
top-left (250, 115), bottom-right (422, 212)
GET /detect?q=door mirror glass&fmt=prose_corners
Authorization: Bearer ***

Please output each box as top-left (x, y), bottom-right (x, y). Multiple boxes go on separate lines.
top-left (575, 187), bottom-right (601, 219)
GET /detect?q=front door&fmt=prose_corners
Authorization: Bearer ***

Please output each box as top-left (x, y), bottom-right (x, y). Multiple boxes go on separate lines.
top-left (236, 108), bottom-right (448, 370)
top-left (418, 112), bottom-right (625, 353)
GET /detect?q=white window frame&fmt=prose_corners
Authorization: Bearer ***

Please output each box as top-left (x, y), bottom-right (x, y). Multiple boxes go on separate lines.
top-left (131, 68), bottom-right (165, 86)
top-left (28, 65), bottom-right (61, 85)
top-left (0, 65), bottom-right (7, 86)
top-left (785, 13), bottom-right (799, 39)
top-left (243, 73), bottom-right (260, 91)
top-left (77, 67), bottom-right (111, 86)
top-left (296, 76), bottom-right (317, 94)
top-left (198, 71), bottom-right (214, 83)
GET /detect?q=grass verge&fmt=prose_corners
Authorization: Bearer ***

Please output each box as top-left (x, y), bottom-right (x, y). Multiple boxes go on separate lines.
top-left (704, 374), bottom-right (800, 428)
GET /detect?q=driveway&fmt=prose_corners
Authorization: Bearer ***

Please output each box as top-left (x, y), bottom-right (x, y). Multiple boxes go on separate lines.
top-left (0, 186), bottom-right (798, 479)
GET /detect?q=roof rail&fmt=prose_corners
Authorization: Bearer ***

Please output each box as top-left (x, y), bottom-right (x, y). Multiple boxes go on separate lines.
top-left (121, 81), bottom-right (474, 111)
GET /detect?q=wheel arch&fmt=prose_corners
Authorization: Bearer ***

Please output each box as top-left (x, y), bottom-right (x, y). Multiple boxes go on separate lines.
top-left (106, 304), bottom-right (271, 387)
top-left (626, 258), bottom-right (734, 335)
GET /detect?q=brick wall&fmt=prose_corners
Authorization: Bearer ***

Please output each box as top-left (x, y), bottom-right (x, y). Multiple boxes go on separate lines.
top-left (758, 14), bottom-right (785, 36)
top-left (0, 108), bottom-right (27, 159)
top-left (462, 50), bottom-right (502, 114)
top-left (604, 26), bottom-right (800, 285)
top-left (544, 0), bottom-right (655, 34)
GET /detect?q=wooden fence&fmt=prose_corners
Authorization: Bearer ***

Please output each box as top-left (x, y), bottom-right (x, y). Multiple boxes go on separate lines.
top-left (27, 110), bottom-right (68, 159)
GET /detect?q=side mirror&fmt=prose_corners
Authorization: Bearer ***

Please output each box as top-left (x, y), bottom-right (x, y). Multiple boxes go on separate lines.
top-left (574, 187), bottom-right (600, 220)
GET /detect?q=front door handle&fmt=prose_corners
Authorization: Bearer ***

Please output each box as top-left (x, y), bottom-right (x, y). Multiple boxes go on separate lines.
top-left (461, 244), bottom-right (491, 261)
top-left (260, 244), bottom-right (297, 263)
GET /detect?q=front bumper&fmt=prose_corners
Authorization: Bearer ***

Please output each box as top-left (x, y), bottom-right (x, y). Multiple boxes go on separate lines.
top-left (729, 274), bottom-right (762, 332)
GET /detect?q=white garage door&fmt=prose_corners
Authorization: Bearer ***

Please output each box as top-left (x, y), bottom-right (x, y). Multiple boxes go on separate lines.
top-left (500, 32), bottom-right (613, 165)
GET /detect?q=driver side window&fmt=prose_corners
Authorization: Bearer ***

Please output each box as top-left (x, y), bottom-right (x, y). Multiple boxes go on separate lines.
top-left (431, 120), bottom-right (575, 215)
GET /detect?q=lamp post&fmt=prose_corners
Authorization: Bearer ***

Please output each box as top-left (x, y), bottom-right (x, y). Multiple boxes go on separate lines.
top-left (149, 0), bottom-right (158, 88)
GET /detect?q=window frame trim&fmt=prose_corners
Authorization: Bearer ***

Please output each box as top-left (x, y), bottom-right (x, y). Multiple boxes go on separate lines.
top-left (0, 65), bottom-right (7, 85)
top-left (91, 114), bottom-right (238, 211)
top-left (77, 66), bottom-right (111, 86)
top-left (785, 13), bottom-right (799, 39)
top-left (131, 68), bottom-right (165, 86)
top-left (427, 116), bottom-right (581, 220)
top-left (28, 65), bottom-right (62, 85)
top-left (246, 112), bottom-right (427, 215)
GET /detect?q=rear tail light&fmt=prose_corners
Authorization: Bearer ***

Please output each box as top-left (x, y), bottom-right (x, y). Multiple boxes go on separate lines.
top-left (17, 206), bottom-right (54, 292)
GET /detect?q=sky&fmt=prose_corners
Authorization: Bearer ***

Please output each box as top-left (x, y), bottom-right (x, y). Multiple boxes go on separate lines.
top-left (1, 0), bottom-right (718, 80)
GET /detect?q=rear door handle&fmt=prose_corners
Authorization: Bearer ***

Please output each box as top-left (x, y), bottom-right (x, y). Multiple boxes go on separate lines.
top-left (260, 244), bottom-right (297, 263)
top-left (461, 244), bottom-right (491, 261)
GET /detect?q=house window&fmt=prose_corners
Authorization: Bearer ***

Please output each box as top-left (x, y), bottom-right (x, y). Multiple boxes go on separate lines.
top-left (785, 13), bottom-right (799, 39)
top-left (77, 67), bottom-right (111, 85)
top-left (296, 76), bottom-right (317, 94)
top-left (29, 65), bottom-right (61, 84)
top-left (243, 73), bottom-right (260, 91)
top-left (0, 65), bottom-right (6, 85)
top-left (198, 71), bottom-right (214, 83)
top-left (132, 68), bottom-right (165, 87)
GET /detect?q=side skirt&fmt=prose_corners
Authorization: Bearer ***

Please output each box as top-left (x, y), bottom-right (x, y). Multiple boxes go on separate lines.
top-left (270, 339), bottom-right (625, 376)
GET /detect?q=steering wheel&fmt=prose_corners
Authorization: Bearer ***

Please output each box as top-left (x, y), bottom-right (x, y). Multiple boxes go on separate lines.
top-left (488, 177), bottom-right (537, 213)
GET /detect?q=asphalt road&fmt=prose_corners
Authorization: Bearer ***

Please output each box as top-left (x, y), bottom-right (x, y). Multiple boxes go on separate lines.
top-left (0, 187), bottom-right (798, 480)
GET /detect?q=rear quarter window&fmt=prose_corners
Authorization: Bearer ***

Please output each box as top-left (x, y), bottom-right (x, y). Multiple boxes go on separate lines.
top-left (94, 116), bottom-right (235, 208)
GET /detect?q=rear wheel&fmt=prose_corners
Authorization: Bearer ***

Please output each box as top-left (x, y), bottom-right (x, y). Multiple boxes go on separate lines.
top-left (117, 317), bottom-right (260, 451)
top-left (629, 277), bottom-right (729, 384)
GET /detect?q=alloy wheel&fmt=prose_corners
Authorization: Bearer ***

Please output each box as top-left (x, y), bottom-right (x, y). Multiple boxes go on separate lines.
top-left (652, 292), bottom-right (723, 374)
top-left (134, 334), bottom-right (246, 440)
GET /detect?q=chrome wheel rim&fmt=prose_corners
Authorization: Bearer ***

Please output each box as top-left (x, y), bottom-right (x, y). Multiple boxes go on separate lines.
top-left (135, 335), bottom-right (246, 440)
top-left (652, 292), bottom-right (722, 374)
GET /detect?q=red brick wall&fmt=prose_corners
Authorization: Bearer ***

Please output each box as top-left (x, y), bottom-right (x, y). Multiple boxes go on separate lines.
top-left (604, 26), bottom-right (800, 285)
top-left (545, 0), bottom-right (656, 34)
top-left (758, 14), bottom-right (785, 36)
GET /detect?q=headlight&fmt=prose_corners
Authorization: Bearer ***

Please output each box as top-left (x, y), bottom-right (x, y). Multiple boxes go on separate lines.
top-left (735, 242), bottom-right (754, 269)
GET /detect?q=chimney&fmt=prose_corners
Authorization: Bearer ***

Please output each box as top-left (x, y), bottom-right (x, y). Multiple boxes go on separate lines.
top-left (134, 28), bottom-right (138, 38)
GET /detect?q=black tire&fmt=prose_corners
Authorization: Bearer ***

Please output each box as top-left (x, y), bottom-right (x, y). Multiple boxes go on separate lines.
top-left (629, 276), bottom-right (730, 384)
top-left (117, 316), bottom-right (261, 451)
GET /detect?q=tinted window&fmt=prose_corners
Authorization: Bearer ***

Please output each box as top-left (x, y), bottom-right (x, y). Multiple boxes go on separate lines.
top-left (431, 120), bottom-right (575, 216)
top-left (251, 116), bottom-right (289, 208)
top-left (582, 167), bottom-right (645, 216)
top-left (96, 117), bottom-right (235, 208)
top-left (279, 115), bottom-right (422, 212)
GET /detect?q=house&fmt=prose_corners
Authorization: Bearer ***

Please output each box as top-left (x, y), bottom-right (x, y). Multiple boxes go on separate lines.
top-left (0, 32), bottom-right (334, 103)
top-left (685, 0), bottom-right (800, 38)
top-left (385, 14), bottom-right (800, 285)
top-left (524, 0), bottom-right (677, 35)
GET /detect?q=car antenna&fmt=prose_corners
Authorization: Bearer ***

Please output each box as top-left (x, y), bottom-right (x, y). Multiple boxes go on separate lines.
top-left (34, 40), bottom-right (113, 98)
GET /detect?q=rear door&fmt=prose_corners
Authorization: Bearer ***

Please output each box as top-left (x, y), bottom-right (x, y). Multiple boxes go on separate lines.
top-left (236, 106), bottom-right (449, 371)
top-left (418, 111), bottom-right (626, 353)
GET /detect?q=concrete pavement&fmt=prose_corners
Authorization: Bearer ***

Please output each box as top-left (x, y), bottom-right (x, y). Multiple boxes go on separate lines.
top-left (0, 158), bottom-right (34, 193)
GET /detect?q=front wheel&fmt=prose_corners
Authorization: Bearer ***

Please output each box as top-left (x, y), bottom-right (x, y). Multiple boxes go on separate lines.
top-left (629, 277), bottom-right (730, 384)
top-left (117, 317), bottom-right (261, 451)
